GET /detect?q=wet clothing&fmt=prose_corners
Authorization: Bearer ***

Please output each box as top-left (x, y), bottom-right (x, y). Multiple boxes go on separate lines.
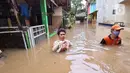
top-left (19, 3), bottom-right (29, 19)
top-left (52, 40), bottom-right (72, 53)
top-left (100, 35), bottom-right (121, 45)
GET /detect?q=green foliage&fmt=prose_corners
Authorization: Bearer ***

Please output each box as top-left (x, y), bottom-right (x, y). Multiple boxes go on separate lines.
top-left (71, 0), bottom-right (84, 15)
top-left (90, 0), bottom-right (96, 4)
top-left (66, 0), bottom-right (85, 28)
top-left (68, 11), bottom-right (75, 24)
top-left (87, 14), bottom-right (93, 20)
top-left (76, 8), bottom-right (86, 14)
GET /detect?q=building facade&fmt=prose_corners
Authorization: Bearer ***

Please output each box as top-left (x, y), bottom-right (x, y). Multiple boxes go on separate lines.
top-left (87, 0), bottom-right (97, 24)
top-left (96, 0), bottom-right (130, 27)
top-left (0, 0), bottom-right (70, 49)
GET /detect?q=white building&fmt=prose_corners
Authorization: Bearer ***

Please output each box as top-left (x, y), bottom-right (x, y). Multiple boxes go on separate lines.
top-left (96, 0), bottom-right (130, 27)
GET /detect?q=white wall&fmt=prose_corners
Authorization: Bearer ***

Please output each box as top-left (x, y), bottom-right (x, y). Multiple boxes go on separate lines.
top-left (96, 0), bottom-right (130, 26)
top-left (96, 0), bottom-right (105, 23)
top-left (97, 0), bottom-right (117, 24)
top-left (124, 3), bottom-right (130, 27)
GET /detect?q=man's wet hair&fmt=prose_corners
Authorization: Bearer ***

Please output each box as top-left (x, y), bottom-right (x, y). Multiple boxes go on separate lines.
top-left (57, 28), bottom-right (66, 35)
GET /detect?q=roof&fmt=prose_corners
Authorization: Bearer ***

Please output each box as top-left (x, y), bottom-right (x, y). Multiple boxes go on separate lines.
top-left (53, 0), bottom-right (71, 11)
top-left (25, 0), bottom-right (71, 11)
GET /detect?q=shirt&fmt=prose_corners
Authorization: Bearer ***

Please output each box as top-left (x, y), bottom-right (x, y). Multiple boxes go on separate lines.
top-left (19, 3), bottom-right (29, 18)
top-left (52, 40), bottom-right (72, 53)
top-left (100, 35), bottom-right (121, 45)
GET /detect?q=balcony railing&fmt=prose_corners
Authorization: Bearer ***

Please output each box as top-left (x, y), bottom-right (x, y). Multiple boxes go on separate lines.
top-left (28, 25), bottom-right (46, 48)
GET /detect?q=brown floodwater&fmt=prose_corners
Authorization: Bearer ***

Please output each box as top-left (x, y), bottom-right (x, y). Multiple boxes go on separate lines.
top-left (0, 23), bottom-right (130, 73)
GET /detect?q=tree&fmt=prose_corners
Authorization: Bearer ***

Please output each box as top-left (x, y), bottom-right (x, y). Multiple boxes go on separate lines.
top-left (66, 0), bottom-right (85, 28)
top-left (90, 0), bottom-right (96, 3)
top-left (71, 0), bottom-right (84, 16)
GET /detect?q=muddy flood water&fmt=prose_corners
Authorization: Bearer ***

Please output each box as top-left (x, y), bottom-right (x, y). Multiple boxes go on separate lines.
top-left (0, 23), bottom-right (130, 73)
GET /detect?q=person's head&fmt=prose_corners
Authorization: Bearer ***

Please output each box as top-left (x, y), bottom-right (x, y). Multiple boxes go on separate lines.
top-left (111, 24), bottom-right (124, 38)
top-left (57, 28), bottom-right (66, 41)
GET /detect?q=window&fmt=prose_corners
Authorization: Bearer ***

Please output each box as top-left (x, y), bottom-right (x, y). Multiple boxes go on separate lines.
top-left (113, 9), bottom-right (116, 15)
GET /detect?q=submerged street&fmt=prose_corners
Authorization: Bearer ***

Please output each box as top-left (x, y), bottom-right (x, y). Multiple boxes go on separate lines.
top-left (0, 23), bottom-right (130, 73)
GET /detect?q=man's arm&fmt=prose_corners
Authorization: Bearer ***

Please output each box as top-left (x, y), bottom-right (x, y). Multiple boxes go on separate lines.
top-left (117, 39), bottom-right (121, 45)
top-left (65, 40), bottom-right (72, 49)
top-left (52, 41), bottom-right (67, 52)
top-left (69, 41), bottom-right (73, 46)
top-left (52, 41), bottom-right (62, 52)
top-left (100, 39), bottom-right (106, 45)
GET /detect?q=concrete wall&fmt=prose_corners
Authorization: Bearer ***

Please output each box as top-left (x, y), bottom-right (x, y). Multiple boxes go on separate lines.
top-left (52, 16), bottom-right (62, 29)
top-left (97, 0), bottom-right (117, 24)
top-left (97, 0), bottom-right (130, 27)
top-left (96, 0), bottom-right (105, 23)
top-left (53, 7), bottom-right (63, 16)
top-left (124, 3), bottom-right (130, 27)
top-left (52, 7), bottom-right (62, 29)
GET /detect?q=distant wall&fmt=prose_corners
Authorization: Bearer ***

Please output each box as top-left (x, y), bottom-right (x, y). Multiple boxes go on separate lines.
top-left (52, 7), bottom-right (62, 29)
top-left (124, 4), bottom-right (130, 27)
top-left (96, 0), bottom-right (130, 27)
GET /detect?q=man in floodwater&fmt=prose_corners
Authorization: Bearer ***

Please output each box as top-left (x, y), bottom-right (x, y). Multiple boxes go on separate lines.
top-left (100, 24), bottom-right (124, 45)
top-left (52, 28), bottom-right (72, 53)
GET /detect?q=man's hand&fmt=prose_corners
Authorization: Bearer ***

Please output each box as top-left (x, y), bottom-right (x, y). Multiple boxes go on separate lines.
top-left (0, 50), bottom-right (2, 54)
top-left (61, 41), bottom-right (70, 49)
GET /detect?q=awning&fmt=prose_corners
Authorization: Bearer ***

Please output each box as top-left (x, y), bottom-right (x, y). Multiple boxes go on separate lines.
top-left (88, 3), bottom-right (97, 14)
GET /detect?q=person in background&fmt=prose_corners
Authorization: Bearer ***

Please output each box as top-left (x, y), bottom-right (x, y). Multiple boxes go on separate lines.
top-left (52, 28), bottom-right (72, 53)
top-left (100, 24), bottom-right (124, 45)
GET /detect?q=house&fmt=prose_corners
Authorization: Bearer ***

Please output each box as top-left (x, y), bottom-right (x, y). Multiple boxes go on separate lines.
top-left (96, 0), bottom-right (130, 27)
top-left (86, 0), bottom-right (97, 24)
top-left (0, 0), bottom-right (71, 49)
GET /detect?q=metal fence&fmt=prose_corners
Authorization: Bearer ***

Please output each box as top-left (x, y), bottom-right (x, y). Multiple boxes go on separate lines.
top-left (0, 25), bottom-right (46, 49)
top-left (28, 25), bottom-right (46, 48)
